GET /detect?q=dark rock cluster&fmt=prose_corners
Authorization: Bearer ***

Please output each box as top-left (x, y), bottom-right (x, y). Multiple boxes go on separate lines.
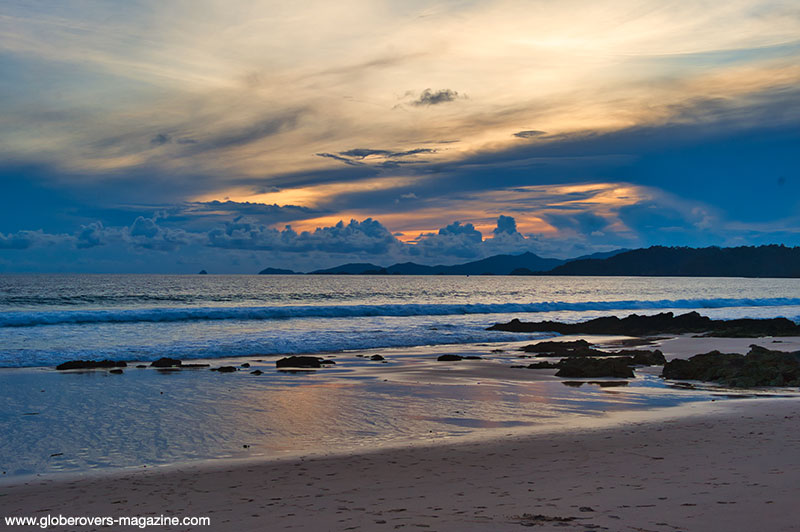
top-left (514, 339), bottom-right (665, 378)
top-left (555, 357), bottom-right (634, 378)
top-left (275, 356), bottom-right (335, 368)
top-left (490, 311), bottom-right (800, 337)
top-left (662, 345), bottom-right (800, 387)
top-left (520, 339), bottom-right (603, 357)
top-left (55, 360), bottom-right (127, 370)
top-left (436, 354), bottom-right (483, 361)
top-left (150, 357), bottom-right (182, 368)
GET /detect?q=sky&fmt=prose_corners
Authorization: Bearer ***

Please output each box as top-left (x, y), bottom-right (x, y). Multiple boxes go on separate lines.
top-left (1, 0), bottom-right (799, 272)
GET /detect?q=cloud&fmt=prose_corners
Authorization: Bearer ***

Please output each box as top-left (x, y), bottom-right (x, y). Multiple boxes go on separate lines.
top-left (0, 230), bottom-right (66, 250)
top-left (191, 200), bottom-right (316, 222)
top-left (124, 215), bottom-right (198, 251)
top-left (315, 152), bottom-right (364, 166)
top-left (543, 211), bottom-right (610, 236)
top-left (150, 133), bottom-right (197, 146)
top-left (339, 148), bottom-right (436, 159)
top-left (513, 130), bottom-right (547, 139)
top-left (192, 113), bottom-right (301, 152)
top-left (412, 89), bottom-right (460, 106)
top-left (316, 147), bottom-right (437, 168)
top-left (410, 221), bottom-right (483, 259)
top-left (150, 133), bottom-right (172, 145)
top-left (493, 214), bottom-right (518, 235)
top-left (75, 222), bottom-right (105, 248)
top-left (207, 218), bottom-right (401, 255)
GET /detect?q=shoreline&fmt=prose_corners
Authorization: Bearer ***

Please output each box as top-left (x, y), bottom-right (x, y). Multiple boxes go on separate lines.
top-left (2, 334), bottom-right (800, 481)
top-left (3, 396), bottom-right (799, 531)
top-left (0, 391), bottom-right (753, 488)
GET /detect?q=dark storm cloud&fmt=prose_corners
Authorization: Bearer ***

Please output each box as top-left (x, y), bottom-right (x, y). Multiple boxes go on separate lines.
top-left (338, 149), bottom-right (393, 158)
top-left (315, 152), bottom-right (364, 166)
top-left (544, 212), bottom-right (610, 236)
top-left (412, 89), bottom-right (459, 106)
top-left (513, 130), bottom-right (547, 139)
top-left (193, 200), bottom-right (316, 220)
top-left (338, 148), bottom-right (436, 159)
top-left (150, 133), bottom-right (172, 145)
top-left (616, 201), bottom-right (718, 247)
top-left (316, 147), bottom-right (436, 167)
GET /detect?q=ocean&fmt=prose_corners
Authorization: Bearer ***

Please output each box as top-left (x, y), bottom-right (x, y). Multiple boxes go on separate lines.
top-left (2, 274), bottom-right (799, 478)
top-left (2, 274), bottom-right (800, 367)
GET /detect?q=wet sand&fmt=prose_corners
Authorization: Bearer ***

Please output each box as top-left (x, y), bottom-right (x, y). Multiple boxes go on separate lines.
top-left (3, 397), bottom-right (799, 531)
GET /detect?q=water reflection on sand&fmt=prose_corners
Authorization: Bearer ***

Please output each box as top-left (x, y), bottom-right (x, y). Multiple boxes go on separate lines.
top-left (0, 339), bottom-right (792, 479)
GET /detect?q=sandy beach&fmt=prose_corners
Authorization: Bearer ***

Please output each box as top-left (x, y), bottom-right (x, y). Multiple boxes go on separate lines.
top-left (3, 396), bottom-right (799, 531)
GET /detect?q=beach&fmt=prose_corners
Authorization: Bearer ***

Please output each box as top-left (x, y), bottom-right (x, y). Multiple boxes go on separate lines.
top-left (3, 397), bottom-right (799, 531)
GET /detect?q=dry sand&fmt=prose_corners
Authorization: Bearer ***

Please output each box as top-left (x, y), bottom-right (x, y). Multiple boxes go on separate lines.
top-left (3, 397), bottom-right (800, 532)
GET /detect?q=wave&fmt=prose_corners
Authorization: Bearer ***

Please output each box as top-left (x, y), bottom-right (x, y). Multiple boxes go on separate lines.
top-left (2, 297), bottom-right (800, 328)
top-left (0, 325), bottom-right (541, 368)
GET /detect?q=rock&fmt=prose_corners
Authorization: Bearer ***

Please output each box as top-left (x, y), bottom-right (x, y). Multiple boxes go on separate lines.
top-left (240, 363), bottom-right (250, 368)
top-left (463, 355), bottom-right (483, 360)
top-left (662, 345), bottom-right (800, 387)
top-left (213, 366), bottom-right (237, 373)
top-left (198, 270), bottom-right (208, 275)
top-left (555, 357), bottom-right (635, 378)
top-left (521, 339), bottom-right (593, 353)
top-left (135, 365), bottom-right (147, 369)
top-left (55, 360), bottom-right (127, 370)
top-left (437, 354), bottom-right (463, 361)
top-left (587, 381), bottom-right (629, 387)
top-left (319, 359), bottom-right (336, 365)
top-left (250, 370), bottom-right (263, 375)
top-left (180, 363), bottom-right (210, 368)
top-left (109, 369), bottom-right (124, 374)
top-left (150, 357), bottom-right (182, 368)
top-left (276, 356), bottom-right (323, 368)
top-left (527, 361), bottom-right (558, 369)
top-left (490, 311), bottom-right (800, 337)
top-left (614, 349), bottom-right (666, 365)
top-left (370, 354), bottom-right (385, 361)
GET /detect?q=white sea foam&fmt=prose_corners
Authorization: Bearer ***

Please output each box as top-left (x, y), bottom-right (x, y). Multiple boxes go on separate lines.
top-left (2, 297), bottom-right (800, 328)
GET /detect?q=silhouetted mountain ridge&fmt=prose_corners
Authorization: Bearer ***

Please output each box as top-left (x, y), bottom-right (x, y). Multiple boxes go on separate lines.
top-left (259, 245), bottom-right (799, 277)
top-left (545, 245), bottom-right (800, 278)
top-left (307, 251), bottom-right (565, 275)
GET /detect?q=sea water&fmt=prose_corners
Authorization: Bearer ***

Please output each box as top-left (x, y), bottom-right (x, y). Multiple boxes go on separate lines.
top-left (1, 274), bottom-right (799, 478)
top-left (1, 274), bottom-right (800, 367)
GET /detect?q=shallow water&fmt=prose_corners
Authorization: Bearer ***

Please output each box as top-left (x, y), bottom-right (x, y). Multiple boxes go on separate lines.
top-left (1, 340), bottom-right (793, 479)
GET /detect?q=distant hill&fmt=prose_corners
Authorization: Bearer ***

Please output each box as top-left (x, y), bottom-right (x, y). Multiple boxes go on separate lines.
top-left (543, 245), bottom-right (800, 278)
top-left (432, 251), bottom-right (563, 275)
top-left (510, 249), bottom-right (629, 275)
top-left (573, 248), bottom-right (630, 261)
top-left (305, 251), bottom-right (564, 275)
top-left (309, 263), bottom-right (384, 274)
top-left (258, 267), bottom-right (298, 275)
top-left (260, 246), bottom-right (800, 277)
